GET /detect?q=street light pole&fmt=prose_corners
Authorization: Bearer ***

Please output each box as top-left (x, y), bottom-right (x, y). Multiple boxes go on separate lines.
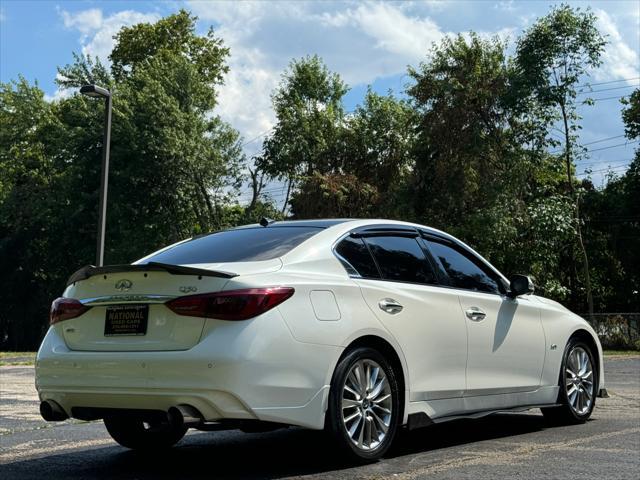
top-left (80, 84), bottom-right (112, 267)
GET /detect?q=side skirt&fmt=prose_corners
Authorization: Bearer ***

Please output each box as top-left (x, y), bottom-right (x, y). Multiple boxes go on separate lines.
top-left (407, 403), bottom-right (562, 431)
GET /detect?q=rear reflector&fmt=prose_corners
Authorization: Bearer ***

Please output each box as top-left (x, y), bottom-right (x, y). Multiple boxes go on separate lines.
top-left (50, 297), bottom-right (91, 325)
top-left (166, 287), bottom-right (294, 320)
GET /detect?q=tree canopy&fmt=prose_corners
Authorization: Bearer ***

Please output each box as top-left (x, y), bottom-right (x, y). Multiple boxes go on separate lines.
top-left (1, 5), bottom-right (637, 350)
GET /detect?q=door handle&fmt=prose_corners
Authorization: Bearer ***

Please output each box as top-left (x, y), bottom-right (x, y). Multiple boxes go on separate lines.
top-left (465, 307), bottom-right (486, 321)
top-left (379, 298), bottom-right (403, 314)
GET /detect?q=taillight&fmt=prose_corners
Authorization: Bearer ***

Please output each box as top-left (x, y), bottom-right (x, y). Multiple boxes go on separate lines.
top-left (166, 287), bottom-right (294, 320)
top-left (50, 297), bottom-right (90, 325)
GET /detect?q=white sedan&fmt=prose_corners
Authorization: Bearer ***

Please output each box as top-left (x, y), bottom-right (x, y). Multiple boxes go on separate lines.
top-left (36, 219), bottom-right (606, 460)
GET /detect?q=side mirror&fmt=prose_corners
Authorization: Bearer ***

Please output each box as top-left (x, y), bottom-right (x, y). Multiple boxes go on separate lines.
top-left (508, 274), bottom-right (534, 298)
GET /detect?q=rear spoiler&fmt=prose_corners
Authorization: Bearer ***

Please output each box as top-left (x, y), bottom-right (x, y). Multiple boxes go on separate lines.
top-left (66, 262), bottom-right (237, 286)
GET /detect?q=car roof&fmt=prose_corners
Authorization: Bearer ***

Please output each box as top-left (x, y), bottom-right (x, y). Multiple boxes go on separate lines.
top-left (232, 219), bottom-right (355, 229)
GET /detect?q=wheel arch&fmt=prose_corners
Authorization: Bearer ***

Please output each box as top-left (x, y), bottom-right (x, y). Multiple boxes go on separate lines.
top-left (569, 327), bottom-right (604, 390)
top-left (335, 334), bottom-right (408, 425)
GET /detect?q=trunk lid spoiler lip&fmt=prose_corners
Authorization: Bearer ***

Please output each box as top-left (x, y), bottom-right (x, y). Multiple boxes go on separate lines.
top-left (66, 261), bottom-right (237, 286)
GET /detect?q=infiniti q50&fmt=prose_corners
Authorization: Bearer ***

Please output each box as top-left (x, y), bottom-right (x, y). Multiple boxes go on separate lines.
top-left (36, 219), bottom-right (606, 460)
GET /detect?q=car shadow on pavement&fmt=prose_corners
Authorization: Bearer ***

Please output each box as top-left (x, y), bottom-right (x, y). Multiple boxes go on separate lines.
top-left (1, 413), bottom-right (551, 479)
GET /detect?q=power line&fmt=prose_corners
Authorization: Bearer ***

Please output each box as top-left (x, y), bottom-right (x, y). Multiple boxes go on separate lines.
top-left (550, 139), bottom-right (638, 154)
top-left (588, 94), bottom-right (630, 102)
top-left (577, 165), bottom-right (630, 176)
top-left (578, 84), bottom-right (638, 95)
top-left (581, 135), bottom-right (626, 146)
top-left (587, 140), bottom-right (639, 153)
top-left (577, 76), bottom-right (640, 88)
top-left (240, 127), bottom-right (274, 149)
top-left (578, 158), bottom-right (633, 167)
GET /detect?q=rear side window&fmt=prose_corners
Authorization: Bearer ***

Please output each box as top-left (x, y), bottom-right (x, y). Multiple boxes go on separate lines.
top-left (141, 227), bottom-right (321, 264)
top-left (426, 240), bottom-right (500, 294)
top-left (335, 236), bottom-right (380, 278)
top-left (364, 236), bottom-right (437, 284)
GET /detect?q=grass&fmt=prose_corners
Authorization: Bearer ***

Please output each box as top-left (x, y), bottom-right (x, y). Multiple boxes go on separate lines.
top-left (603, 349), bottom-right (640, 356)
top-left (0, 351), bottom-right (36, 358)
top-left (0, 351), bottom-right (36, 366)
top-left (0, 361), bottom-right (35, 366)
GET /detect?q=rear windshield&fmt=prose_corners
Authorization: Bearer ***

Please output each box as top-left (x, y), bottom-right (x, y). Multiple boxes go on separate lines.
top-left (141, 227), bottom-right (321, 265)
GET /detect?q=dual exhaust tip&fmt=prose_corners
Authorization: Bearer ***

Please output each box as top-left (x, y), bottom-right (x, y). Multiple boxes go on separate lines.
top-left (40, 400), bottom-right (203, 428)
top-left (167, 405), bottom-right (203, 428)
top-left (40, 400), bottom-right (69, 421)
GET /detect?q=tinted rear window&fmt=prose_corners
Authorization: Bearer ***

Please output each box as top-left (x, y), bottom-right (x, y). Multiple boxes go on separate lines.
top-left (141, 227), bottom-right (321, 264)
top-left (335, 236), bottom-right (381, 278)
top-left (365, 236), bottom-right (437, 284)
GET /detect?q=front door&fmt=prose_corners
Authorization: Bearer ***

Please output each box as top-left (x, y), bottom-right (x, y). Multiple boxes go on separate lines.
top-left (424, 238), bottom-right (545, 399)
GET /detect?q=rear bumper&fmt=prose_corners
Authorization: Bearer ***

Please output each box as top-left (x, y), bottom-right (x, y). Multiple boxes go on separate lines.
top-left (36, 311), bottom-right (341, 429)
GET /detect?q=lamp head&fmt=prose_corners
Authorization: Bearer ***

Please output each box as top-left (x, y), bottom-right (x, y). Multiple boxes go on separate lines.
top-left (80, 84), bottom-right (110, 98)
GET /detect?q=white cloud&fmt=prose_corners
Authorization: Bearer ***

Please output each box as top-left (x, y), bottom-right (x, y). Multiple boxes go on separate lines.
top-left (61, 8), bottom-right (103, 39)
top-left (494, 1), bottom-right (516, 13)
top-left (56, 1), bottom-right (638, 165)
top-left (60, 8), bottom-right (160, 62)
top-left (593, 9), bottom-right (639, 83)
top-left (188, 1), bottom-right (449, 145)
top-left (318, 3), bottom-right (445, 60)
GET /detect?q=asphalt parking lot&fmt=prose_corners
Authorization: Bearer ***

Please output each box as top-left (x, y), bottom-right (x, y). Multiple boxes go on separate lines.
top-left (1, 356), bottom-right (638, 480)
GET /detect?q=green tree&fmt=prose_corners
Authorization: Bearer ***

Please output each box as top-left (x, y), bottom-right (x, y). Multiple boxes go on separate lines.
top-left (0, 11), bottom-right (244, 349)
top-left (344, 89), bottom-right (416, 205)
top-left (110, 9), bottom-right (229, 87)
top-left (581, 89), bottom-right (640, 311)
top-left (55, 11), bottom-right (243, 262)
top-left (257, 55), bottom-right (348, 212)
top-left (515, 3), bottom-right (606, 317)
top-left (622, 89), bottom-right (640, 149)
top-left (289, 89), bottom-right (416, 219)
top-left (408, 33), bottom-right (517, 227)
top-left (0, 79), bottom-right (65, 348)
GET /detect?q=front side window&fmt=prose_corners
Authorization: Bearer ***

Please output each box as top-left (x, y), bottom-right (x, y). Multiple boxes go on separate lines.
top-left (140, 227), bottom-right (321, 264)
top-left (364, 236), bottom-right (437, 284)
top-left (334, 236), bottom-right (380, 278)
top-left (426, 240), bottom-right (500, 294)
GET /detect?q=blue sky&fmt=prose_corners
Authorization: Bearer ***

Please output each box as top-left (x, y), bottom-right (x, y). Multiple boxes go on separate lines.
top-left (1, 0), bottom-right (638, 198)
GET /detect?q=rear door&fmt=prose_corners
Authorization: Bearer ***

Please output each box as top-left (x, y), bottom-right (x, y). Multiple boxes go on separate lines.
top-left (424, 237), bottom-right (545, 397)
top-left (337, 232), bottom-right (467, 402)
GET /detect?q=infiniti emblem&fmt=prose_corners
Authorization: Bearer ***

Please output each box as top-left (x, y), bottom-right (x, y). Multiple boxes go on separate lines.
top-left (115, 279), bottom-right (133, 292)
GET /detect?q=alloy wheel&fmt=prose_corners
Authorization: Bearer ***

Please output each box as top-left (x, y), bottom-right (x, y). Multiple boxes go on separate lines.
top-left (341, 359), bottom-right (393, 451)
top-left (565, 346), bottom-right (594, 415)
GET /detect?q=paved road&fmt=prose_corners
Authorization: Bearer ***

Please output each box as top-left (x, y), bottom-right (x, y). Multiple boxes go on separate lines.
top-left (1, 357), bottom-right (639, 479)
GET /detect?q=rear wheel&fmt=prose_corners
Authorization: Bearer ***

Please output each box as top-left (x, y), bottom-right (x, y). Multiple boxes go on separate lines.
top-left (325, 347), bottom-right (400, 461)
top-left (104, 415), bottom-right (187, 450)
top-left (542, 338), bottom-right (597, 425)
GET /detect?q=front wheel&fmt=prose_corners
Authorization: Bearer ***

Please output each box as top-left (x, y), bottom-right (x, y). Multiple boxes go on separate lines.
top-left (542, 338), bottom-right (597, 425)
top-left (104, 415), bottom-right (187, 450)
top-left (325, 347), bottom-right (401, 461)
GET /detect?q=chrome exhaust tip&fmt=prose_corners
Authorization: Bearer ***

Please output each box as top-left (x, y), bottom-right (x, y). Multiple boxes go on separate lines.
top-left (40, 400), bottom-right (69, 421)
top-left (168, 404), bottom-right (203, 428)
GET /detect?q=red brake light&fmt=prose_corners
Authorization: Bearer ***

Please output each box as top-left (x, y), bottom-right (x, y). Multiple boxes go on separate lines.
top-left (50, 297), bottom-right (90, 325)
top-left (166, 287), bottom-right (294, 320)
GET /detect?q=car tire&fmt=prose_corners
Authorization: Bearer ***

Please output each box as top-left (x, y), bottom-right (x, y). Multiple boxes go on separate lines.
top-left (104, 415), bottom-right (188, 450)
top-left (325, 347), bottom-right (401, 462)
top-left (541, 337), bottom-right (598, 425)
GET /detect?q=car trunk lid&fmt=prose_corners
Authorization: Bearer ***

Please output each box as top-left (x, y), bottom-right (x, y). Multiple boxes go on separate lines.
top-left (60, 263), bottom-right (238, 352)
